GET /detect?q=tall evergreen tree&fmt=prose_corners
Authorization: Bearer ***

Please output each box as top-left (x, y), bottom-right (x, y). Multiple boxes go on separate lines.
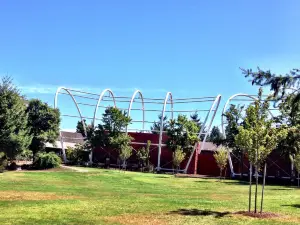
top-left (150, 114), bottom-right (168, 134)
top-left (242, 67), bottom-right (300, 106)
top-left (0, 76), bottom-right (32, 160)
top-left (190, 112), bottom-right (202, 129)
top-left (208, 126), bottom-right (224, 146)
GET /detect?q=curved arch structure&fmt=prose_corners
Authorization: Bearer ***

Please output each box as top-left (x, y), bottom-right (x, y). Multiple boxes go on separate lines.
top-left (221, 93), bottom-right (275, 177)
top-left (126, 90), bottom-right (145, 133)
top-left (92, 89), bottom-right (116, 128)
top-left (54, 87), bottom-right (87, 163)
top-left (157, 92), bottom-right (173, 171)
top-left (183, 95), bottom-right (222, 173)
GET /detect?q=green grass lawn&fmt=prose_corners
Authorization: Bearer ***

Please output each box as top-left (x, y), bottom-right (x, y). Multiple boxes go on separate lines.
top-left (0, 167), bottom-right (299, 225)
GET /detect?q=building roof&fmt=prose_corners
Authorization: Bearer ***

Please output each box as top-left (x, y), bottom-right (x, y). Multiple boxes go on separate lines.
top-left (59, 131), bottom-right (84, 144)
top-left (46, 131), bottom-right (84, 149)
top-left (200, 142), bottom-right (218, 151)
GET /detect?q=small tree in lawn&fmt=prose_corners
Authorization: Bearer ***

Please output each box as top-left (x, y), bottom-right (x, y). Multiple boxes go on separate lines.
top-left (119, 145), bottom-right (132, 170)
top-left (137, 140), bottom-right (151, 171)
top-left (214, 146), bottom-right (229, 179)
top-left (235, 88), bottom-right (287, 214)
top-left (294, 154), bottom-right (300, 187)
top-left (110, 133), bottom-right (133, 170)
top-left (172, 146), bottom-right (186, 173)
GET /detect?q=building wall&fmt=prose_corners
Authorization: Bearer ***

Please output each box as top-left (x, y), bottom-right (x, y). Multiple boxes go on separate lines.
top-left (92, 132), bottom-right (291, 177)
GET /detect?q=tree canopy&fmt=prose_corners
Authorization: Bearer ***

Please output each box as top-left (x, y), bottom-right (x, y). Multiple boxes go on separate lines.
top-left (208, 126), bottom-right (224, 146)
top-left (242, 67), bottom-right (300, 98)
top-left (166, 115), bottom-right (199, 153)
top-left (150, 114), bottom-right (168, 134)
top-left (26, 99), bottom-right (60, 156)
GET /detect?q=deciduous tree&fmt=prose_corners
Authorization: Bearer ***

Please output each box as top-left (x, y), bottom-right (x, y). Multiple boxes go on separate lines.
top-left (26, 99), bottom-right (60, 157)
top-left (235, 88), bottom-right (287, 213)
top-left (172, 146), bottom-right (186, 173)
top-left (166, 115), bottom-right (199, 153)
top-left (214, 146), bottom-right (229, 179)
top-left (137, 140), bottom-right (151, 170)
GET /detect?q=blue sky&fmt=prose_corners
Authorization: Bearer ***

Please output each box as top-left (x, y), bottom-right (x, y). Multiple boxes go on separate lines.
top-left (0, 1), bottom-right (299, 131)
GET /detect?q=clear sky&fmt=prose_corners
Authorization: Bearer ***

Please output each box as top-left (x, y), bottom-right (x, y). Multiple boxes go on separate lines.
top-left (0, 1), bottom-right (299, 131)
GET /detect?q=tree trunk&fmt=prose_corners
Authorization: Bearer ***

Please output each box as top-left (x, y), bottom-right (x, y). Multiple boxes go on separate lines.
top-left (220, 169), bottom-right (222, 180)
top-left (249, 163), bottom-right (252, 212)
top-left (254, 165), bottom-right (258, 213)
top-left (241, 151), bottom-right (244, 178)
top-left (254, 146), bottom-right (259, 214)
top-left (260, 162), bottom-right (267, 213)
top-left (298, 172), bottom-right (299, 188)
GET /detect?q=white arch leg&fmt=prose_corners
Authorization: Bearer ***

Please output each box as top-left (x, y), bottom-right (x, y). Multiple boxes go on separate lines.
top-left (184, 95), bottom-right (221, 173)
top-left (157, 92), bottom-right (173, 171)
top-left (54, 87), bottom-right (87, 163)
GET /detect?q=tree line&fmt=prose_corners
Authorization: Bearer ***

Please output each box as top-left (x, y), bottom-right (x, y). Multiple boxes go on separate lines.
top-left (0, 76), bottom-right (61, 171)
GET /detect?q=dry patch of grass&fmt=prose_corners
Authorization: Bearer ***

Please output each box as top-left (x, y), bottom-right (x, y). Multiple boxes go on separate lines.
top-left (210, 194), bottom-right (232, 201)
top-left (0, 191), bottom-right (80, 201)
top-left (104, 214), bottom-right (172, 225)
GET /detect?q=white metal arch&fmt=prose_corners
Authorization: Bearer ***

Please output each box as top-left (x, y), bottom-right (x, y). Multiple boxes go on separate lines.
top-left (157, 92), bottom-right (173, 171)
top-left (221, 93), bottom-right (275, 177)
top-left (183, 95), bottom-right (222, 173)
top-left (126, 90), bottom-right (145, 133)
top-left (92, 89), bottom-right (116, 128)
top-left (54, 87), bottom-right (87, 163)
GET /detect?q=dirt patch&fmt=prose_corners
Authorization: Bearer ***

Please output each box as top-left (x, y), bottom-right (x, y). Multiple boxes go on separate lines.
top-left (210, 194), bottom-right (232, 201)
top-left (0, 191), bottom-right (80, 201)
top-left (104, 214), bottom-right (168, 225)
top-left (235, 211), bottom-right (281, 219)
top-left (18, 167), bottom-right (70, 172)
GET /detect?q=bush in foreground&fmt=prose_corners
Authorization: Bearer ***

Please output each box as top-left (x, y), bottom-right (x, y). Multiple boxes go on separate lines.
top-left (34, 152), bottom-right (61, 169)
top-left (0, 152), bottom-right (8, 173)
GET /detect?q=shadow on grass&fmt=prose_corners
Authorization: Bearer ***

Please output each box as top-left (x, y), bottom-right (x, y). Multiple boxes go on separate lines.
top-left (282, 204), bottom-right (300, 208)
top-left (170, 209), bottom-right (230, 218)
top-left (271, 188), bottom-right (295, 191)
top-left (195, 179), bottom-right (249, 186)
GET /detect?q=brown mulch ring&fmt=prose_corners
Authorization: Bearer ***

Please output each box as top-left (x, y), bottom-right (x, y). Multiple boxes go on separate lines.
top-left (235, 211), bottom-right (281, 219)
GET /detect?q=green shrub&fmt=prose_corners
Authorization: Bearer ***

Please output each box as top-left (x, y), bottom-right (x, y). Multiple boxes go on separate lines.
top-left (16, 149), bottom-right (33, 161)
top-left (66, 144), bottom-right (89, 164)
top-left (34, 152), bottom-right (61, 169)
top-left (0, 152), bottom-right (8, 173)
